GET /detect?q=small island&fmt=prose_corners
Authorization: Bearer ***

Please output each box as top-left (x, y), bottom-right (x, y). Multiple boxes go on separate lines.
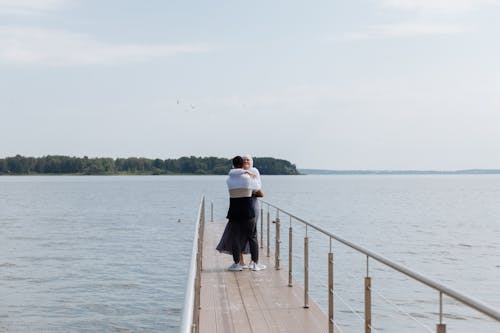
top-left (0, 155), bottom-right (299, 175)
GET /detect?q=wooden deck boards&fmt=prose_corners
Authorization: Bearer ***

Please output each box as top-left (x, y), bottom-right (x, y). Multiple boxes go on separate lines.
top-left (199, 221), bottom-right (333, 333)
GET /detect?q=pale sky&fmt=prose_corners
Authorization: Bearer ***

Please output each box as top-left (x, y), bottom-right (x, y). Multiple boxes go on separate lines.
top-left (1, 0), bottom-right (499, 169)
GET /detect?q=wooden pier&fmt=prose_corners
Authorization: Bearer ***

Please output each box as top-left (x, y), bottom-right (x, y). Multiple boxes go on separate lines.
top-left (198, 221), bottom-right (332, 333)
top-left (181, 197), bottom-right (500, 333)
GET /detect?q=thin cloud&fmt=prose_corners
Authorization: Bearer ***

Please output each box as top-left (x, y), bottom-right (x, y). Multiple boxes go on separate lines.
top-left (0, 27), bottom-right (211, 66)
top-left (339, 0), bottom-right (500, 40)
top-left (380, 0), bottom-right (500, 13)
top-left (343, 21), bottom-right (468, 40)
top-left (0, 0), bottom-right (75, 15)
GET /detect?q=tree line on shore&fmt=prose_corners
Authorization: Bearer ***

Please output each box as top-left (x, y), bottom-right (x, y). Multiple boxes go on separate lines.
top-left (0, 155), bottom-right (299, 175)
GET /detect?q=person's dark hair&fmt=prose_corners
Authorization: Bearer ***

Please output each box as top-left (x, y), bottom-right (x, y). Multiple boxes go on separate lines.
top-left (232, 156), bottom-right (243, 168)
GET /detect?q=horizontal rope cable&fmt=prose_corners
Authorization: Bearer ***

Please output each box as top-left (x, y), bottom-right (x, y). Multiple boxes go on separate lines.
top-left (370, 286), bottom-right (433, 333)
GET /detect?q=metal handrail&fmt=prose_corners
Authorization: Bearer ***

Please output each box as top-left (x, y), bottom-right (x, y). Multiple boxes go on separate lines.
top-left (259, 199), bottom-right (500, 323)
top-left (180, 195), bottom-right (205, 333)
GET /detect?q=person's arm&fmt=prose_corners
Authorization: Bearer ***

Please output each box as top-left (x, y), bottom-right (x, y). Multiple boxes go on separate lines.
top-left (250, 167), bottom-right (260, 177)
top-left (250, 167), bottom-right (261, 185)
top-left (229, 168), bottom-right (256, 178)
top-left (229, 168), bottom-right (245, 176)
top-left (253, 188), bottom-right (264, 197)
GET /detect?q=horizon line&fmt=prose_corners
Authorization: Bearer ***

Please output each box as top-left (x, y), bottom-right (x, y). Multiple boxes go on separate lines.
top-left (298, 168), bottom-right (500, 174)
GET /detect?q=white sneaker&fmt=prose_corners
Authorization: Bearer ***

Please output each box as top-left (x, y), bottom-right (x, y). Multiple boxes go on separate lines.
top-left (241, 264), bottom-right (249, 269)
top-left (252, 263), bottom-right (266, 271)
top-left (228, 263), bottom-right (243, 271)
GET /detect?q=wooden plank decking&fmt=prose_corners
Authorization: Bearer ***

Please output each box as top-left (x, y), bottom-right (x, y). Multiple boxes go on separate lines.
top-left (199, 221), bottom-right (333, 333)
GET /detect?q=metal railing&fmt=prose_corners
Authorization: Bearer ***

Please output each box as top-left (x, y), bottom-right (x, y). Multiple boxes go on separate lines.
top-left (259, 199), bottom-right (500, 333)
top-left (180, 195), bottom-right (205, 333)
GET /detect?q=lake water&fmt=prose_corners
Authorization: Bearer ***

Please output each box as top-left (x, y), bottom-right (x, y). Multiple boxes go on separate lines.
top-left (0, 175), bottom-right (499, 332)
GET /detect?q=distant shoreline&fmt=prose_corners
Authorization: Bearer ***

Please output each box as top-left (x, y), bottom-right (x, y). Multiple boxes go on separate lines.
top-left (298, 169), bottom-right (500, 175)
top-left (3, 170), bottom-right (500, 176)
top-left (0, 173), bottom-right (224, 176)
top-left (0, 155), bottom-right (299, 175)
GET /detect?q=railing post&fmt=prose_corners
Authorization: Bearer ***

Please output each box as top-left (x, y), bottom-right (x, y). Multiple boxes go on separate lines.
top-left (328, 239), bottom-right (334, 333)
top-left (266, 207), bottom-right (270, 257)
top-left (288, 218), bottom-right (293, 287)
top-left (200, 198), bottom-right (205, 272)
top-left (210, 201), bottom-right (213, 222)
top-left (201, 197), bottom-right (205, 236)
top-left (365, 256), bottom-right (372, 333)
top-left (193, 197), bottom-right (204, 333)
top-left (260, 206), bottom-right (264, 249)
top-left (194, 245), bottom-right (201, 333)
top-left (304, 233), bottom-right (309, 308)
top-left (437, 292), bottom-right (446, 333)
top-left (275, 211), bottom-right (281, 270)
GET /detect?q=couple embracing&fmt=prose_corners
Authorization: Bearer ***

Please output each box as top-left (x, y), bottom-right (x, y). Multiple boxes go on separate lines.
top-left (216, 155), bottom-right (266, 271)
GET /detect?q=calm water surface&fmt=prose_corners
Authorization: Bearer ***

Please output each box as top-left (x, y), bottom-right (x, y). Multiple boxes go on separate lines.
top-left (0, 175), bottom-right (499, 332)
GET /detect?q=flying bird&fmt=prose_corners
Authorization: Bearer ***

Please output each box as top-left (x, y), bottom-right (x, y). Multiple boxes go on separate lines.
top-left (176, 99), bottom-right (197, 112)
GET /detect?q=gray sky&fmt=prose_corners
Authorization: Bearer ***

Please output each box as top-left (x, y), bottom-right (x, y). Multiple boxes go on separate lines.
top-left (1, 0), bottom-right (499, 169)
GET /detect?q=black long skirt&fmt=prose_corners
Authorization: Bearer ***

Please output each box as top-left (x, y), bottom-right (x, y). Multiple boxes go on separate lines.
top-left (216, 220), bottom-right (250, 255)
